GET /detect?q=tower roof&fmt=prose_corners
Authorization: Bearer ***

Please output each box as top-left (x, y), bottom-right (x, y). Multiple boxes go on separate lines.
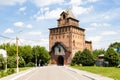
top-left (64, 8), bottom-right (76, 19)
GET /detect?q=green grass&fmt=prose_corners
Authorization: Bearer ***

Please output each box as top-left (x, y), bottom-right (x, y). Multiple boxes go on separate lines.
top-left (0, 67), bottom-right (33, 78)
top-left (71, 66), bottom-right (120, 80)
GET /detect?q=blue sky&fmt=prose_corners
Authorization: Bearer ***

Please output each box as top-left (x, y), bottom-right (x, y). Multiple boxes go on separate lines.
top-left (0, 0), bottom-right (120, 50)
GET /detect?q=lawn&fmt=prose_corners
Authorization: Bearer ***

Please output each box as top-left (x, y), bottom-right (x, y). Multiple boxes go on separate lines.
top-left (71, 66), bottom-right (120, 80)
top-left (0, 67), bottom-right (33, 78)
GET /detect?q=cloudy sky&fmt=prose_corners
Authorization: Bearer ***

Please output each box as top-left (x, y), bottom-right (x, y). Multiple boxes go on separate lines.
top-left (0, 0), bottom-right (120, 50)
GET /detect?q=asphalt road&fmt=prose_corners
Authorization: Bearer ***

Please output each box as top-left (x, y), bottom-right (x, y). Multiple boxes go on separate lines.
top-left (0, 66), bottom-right (114, 80)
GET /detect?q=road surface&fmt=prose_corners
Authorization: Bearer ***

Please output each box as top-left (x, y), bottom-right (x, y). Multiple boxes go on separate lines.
top-left (0, 66), bottom-right (114, 80)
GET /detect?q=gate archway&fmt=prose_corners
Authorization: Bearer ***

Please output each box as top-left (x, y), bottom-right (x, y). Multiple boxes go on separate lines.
top-left (57, 56), bottom-right (64, 66)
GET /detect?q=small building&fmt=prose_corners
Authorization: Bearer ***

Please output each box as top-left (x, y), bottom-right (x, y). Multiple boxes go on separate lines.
top-left (49, 9), bottom-right (92, 65)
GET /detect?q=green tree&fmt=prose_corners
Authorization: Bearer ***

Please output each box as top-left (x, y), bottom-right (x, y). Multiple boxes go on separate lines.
top-left (19, 57), bottom-right (25, 67)
top-left (19, 45), bottom-right (33, 64)
top-left (32, 46), bottom-right (50, 66)
top-left (71, 51), bottom-right (81, 65)
top-left (104, 47), bottom-right (119, 66)
top-left (0, 54), bottom-right (6, 70)
top-left (93, 49), bottom-right (105, 60)
top-left (7, 56), bottom-right (16, 68)
top-left (80, 49), bottom-right (94, 66)
top-left (109, 42), bottom-right (120, 49)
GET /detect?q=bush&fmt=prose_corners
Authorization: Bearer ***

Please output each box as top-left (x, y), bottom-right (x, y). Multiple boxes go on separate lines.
top-left (79, 49), bottom-right (94, 66)
top-left (7, 68), bottom-right (15, 75)
top-left (26, 62), bottom-right (34, 67)
top-left (71, 51), bottom-right (81, 65)
top-left (7, 56), bottom-right (16, 68)
top-left (71, 49), bottom-right (94, 66)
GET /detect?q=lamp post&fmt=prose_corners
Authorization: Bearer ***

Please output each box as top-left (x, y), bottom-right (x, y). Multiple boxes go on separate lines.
top-left (16, 37), bottom-right (19, 73)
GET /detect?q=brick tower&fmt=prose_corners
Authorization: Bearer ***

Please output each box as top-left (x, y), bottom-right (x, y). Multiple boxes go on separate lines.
top-left (49, 9), bottom-right (92, 65)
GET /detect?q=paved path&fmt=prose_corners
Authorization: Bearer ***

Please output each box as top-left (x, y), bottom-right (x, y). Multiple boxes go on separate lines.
top-left (0, 66), bottom-right (114, 80)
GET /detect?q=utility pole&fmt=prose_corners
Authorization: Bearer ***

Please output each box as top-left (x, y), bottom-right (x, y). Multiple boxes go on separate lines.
top-left (16, 37), bottom-right (19, 73)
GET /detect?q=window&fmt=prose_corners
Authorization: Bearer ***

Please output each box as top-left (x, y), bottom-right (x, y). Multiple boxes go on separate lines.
top-left (63, 14), bottom-right (66, 19)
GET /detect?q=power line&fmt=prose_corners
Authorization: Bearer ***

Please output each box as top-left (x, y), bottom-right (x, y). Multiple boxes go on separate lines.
top-left (0, 35), bottom-right (14, 39)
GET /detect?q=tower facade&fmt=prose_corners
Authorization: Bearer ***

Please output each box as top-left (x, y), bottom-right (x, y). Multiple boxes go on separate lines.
top-left (49, 9), bottom-right (92, 65)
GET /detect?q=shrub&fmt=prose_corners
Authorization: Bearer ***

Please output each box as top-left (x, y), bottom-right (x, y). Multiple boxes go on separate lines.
top-left (26, 62), bottom-right (34, 67)
top-left (7, 56), bottom-right (16, 68)
top-left (7, 68), bottom-right (15, 75)
top-left (79, 49), bottom-right (94, 66)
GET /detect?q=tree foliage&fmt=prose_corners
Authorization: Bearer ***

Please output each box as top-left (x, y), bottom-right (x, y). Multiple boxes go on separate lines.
top-left (71, 49), bottom-right (94, 66)
top-left (32, 46), bottom-right (50, 66)
top-left (93, 49), bottom-right (106, 59)
top-left (0, 43), bottom-right (50, 68)
top-left (80, 49), bottom-right (94, 66)
top-left (0, 54), bottom-right (6, 70)
top-left (104, 47), bottom-right (119, 66)
top-left (109, 42), bottom-right (120, 49)
top-left (71, 51), bottom-right (81, 65)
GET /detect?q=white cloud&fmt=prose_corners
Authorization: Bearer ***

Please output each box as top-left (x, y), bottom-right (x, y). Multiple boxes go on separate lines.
top-left (85, 23), bottom-right (111, 31)
top-left (0, 0), bottom-right (26, 5)
top-left (4, 28), bottom-right (14, 34)
top-left (33, 0), bottom-right (64, 7)
top-left (101, 31), bottom-right (118, 36)
top-left (87, 36), bottom-right (103, 49)
top-left (72, 6), bottom-right (93, 16)
top-left (14, 22), bottom-right (25, 27)
top-left (18, 6), bottom-right (26, 12)
top-left (68, 0), bottom-right (98, 6)
top-left (69, 0), bottom-right (83, 6)
top-left (87, 0), bottom-right (98, 3)
top-left (34, 8), bottom-right (63, 20)
top-left (28, 31), bottom-right (41, 35)
top-left (87, 36), bottom-right (102, 42)
top-left (90, 23), bottom-right (110, 27)
top-left (26, 24), bottom-right (32, 28)
top-left (14, 22), bottom-right (32, 28)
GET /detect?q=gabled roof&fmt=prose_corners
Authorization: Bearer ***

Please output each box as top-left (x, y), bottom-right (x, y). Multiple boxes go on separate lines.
top-left (64, 8), bottom-right (76, 19)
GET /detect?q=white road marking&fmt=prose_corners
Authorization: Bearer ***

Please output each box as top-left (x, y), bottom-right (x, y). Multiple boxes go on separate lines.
top-left (9, 68), bottom-right (37, 80)
top-left (61, 67), bottom-right (80, 80)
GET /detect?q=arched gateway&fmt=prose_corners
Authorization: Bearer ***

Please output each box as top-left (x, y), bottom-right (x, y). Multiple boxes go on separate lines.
top-left (50, 42), bottom-right (71, 65)
top-left (57, 56), bottom-right (64, 65)
top-left (49, 9), bottom-right (92, 65)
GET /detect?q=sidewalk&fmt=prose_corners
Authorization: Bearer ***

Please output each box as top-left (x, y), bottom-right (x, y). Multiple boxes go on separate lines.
top-left (65, 66), bottom-right (114, 80)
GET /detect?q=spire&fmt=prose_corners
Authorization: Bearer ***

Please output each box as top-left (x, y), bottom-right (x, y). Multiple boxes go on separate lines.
top-left (64, 8), bottom-right (76, 19)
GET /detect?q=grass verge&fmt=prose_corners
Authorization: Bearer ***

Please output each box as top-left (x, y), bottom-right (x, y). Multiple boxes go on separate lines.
top-left (0, 67), bottom-right (33, 78)
top-left (71, 66), bottom-right (120, 80)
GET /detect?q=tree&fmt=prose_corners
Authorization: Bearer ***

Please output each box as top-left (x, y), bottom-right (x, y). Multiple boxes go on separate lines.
top-left (32, 46), bottom-right (50, 66)
top-left (93, 49), bottom-right (106, 60)
top-left (7, 56), bottom-right (16, 68)
top-left (19, 57), bottom-right (25, 67)
top-left (19, 45), bottom-right (33, 64)
top-left (0, 54), bottom-right (6, 70)
top-left (79, 49), bottom-right (94, 66)
top-left (104, 47), bottom-right (119, 66)
top-left (109, 42), bottom-right (120, 49)
top-left (71, 51), bottom-right (81, 65)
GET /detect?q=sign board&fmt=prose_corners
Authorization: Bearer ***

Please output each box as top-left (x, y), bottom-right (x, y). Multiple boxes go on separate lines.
top-left (117, 47), bottom-right (120, 53)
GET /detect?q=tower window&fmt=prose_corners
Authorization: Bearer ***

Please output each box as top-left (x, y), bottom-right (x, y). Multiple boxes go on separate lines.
top-left (63, 14), bottom-right (66, 19)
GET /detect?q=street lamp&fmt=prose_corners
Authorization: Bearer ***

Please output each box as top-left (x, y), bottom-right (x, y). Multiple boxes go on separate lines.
top-left (16, 37), bottom-right (19, 73)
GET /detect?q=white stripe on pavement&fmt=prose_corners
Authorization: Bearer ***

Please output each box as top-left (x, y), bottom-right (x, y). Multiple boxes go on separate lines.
top-left (10, 68), bottom-right (37, 80)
